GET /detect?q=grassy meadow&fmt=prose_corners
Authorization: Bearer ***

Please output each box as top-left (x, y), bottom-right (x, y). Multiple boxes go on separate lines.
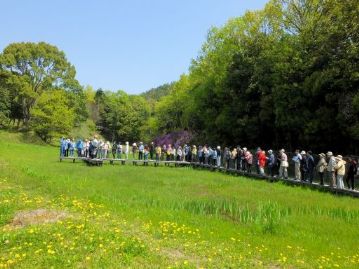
top-left (0, 131), bottom-right (358, 268)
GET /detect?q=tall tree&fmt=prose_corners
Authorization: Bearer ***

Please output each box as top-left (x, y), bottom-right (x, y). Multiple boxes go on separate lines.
top-left (0, 42), bottom-right (84, 125)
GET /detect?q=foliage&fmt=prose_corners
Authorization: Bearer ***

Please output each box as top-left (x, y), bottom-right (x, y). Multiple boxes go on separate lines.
top-left (0, 42), bottom-right (87, 128)
top-left (95, 90), bottom-right (150, 142)
top-left (30, 90), bottom-right (75, 142)
top-left (150, 0), bottom-right (359, 153)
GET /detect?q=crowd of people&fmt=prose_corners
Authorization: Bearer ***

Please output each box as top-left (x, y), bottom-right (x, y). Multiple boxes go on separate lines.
top-left (60, 137), bottom-right (358, 191)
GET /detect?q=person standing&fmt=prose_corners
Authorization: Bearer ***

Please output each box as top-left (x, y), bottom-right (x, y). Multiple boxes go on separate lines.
top-left (236, 146), bottom-right (242, 170)
top-left (149, 142), bottom-right (155, 160)
top-left (216, 146), bottom-right (222, 167)
top-left (132, 142), bottom-right (137, 159)
top-left (166, 144), bottom-right (172, 162)
top-left (258, 150), bottom-right (267, 176)
top-left (267, 150), bottom-right (276, 177)
top-left (307, 151), bottom-right (315, 183)
top-left (279, 149), bottom-right (288, 179)
top-left (65, 138), bottom-right (71, 157)
top-left (155, 144), bottom-right (162, 165)
top-left (204, 145), bottom-right (209, 165)
top-left (292, 149), bottom-right (302, 181)
top-left (347, 158), bottom-right (358, 190)
top-left (116, 142), bottom-right (122, 159)
top-left (161, 144), bottom-right (167, 161)
top-left (143, 146), bottom-right (149, 165)
top-left (300, 151), bottom-right (308, 182)
top-left (326, 151), bottom-right (336, 188)
top-left (224, 147), bottom-right (231, 169)
top-left (198, 146), bottom-right (203, 164)
top-left (231, 148), bottom-right (237, 169)
top-left (241, 148), bottom-right (248, 171)
top-left (125, 142), bottom-right (129, 159)
top-left (138, 142), bottom-right (144, 160)
top-left (191, 145), bottom-right (197, 162)
top-left (76, 139), bottom-right (83, 157)
top-left (316, 153), bottom-right (327, 185)
top-left (176, 146), bottom-right (183, 161)
top-left (335, 155), bottom-right (346, 189)
top-left (244, 149), bottom-right (253, 173)
top-left (111, 142), bottom-right (117, 158)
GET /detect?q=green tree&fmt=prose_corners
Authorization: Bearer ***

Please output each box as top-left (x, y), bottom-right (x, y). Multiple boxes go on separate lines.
top-left (0, 42), bottom-right (85, 125)
top-left (30, 90), bottom-right (75, 142)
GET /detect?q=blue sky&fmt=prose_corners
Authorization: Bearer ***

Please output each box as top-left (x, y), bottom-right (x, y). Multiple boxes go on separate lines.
top-left (1, 0), bottom-right (268, 94)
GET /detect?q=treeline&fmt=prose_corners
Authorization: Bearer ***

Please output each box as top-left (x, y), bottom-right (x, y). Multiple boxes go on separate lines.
top-left (0, 42), bottom-right (151, 142)
top-left (1, 0), bottom-right (358, 153)
top-left (0, 42), bottom-right (88, 141)
top-left (149, 0), bottom-right (359, 153)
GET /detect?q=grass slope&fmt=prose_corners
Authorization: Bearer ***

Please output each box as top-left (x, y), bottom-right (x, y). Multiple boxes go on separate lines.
top-left (0, 131), bottom-right (358, 268)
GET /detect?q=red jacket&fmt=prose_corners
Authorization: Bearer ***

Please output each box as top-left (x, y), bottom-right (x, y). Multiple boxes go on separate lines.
top-left (258, 151), bottom-right (266, 168)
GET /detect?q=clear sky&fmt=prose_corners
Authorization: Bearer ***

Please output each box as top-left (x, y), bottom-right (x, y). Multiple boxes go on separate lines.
top-left (1, 0), bottom-right (268, 94)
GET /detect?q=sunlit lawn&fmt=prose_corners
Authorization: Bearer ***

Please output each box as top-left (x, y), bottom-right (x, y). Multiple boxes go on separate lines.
top-left (0, 131), bottom-right (358, 268)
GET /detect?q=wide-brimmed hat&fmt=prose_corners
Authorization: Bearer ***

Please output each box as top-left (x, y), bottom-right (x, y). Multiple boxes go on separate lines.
top-left (319, 153), bottom-right (325, 157)
top-left (336, 155), bottom-right (343, 160)
top-left (326, 151), bottom-right (333, 156)
top-left (243, 147), bottom-right (247, 151)
top-left (280, 149), bottom-right (285, 153)
top-left (301, 150), bottom-right (306, 155)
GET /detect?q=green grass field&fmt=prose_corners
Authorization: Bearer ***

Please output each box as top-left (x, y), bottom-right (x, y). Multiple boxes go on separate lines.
top-left (0, 131), bottom-right (358, 268)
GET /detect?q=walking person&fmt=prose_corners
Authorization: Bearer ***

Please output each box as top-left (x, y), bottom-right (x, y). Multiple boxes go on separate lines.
top-left (335, 155), bottom-right (346, 189)
top-left (326, 151), bottom-right (337, 188)
top-left (278, 149), bottom-right (288, 179)
top-left (292, 149), bottom-right (302, 181)
top-left (316, 153), bottom-right (327, 185)
top-left (346, 158), bottom-right (358, 190)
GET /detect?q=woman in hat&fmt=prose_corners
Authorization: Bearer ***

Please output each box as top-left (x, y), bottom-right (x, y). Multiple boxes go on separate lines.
top-left (316, 153), bottom-right (327, 185)
top-left (335, 155), bottom-right (346, 189)
top-left (279, 149), bottom-right (288, 179)
top-left (326, 151), bottom-right (336, 187)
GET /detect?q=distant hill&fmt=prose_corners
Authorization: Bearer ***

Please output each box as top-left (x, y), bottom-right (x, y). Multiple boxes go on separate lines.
top-left (141, 83), bottom-right (174, 101)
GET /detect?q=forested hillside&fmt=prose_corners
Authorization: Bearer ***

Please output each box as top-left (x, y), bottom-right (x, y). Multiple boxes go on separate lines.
top-left (1, 0), bottom-right (358, 153)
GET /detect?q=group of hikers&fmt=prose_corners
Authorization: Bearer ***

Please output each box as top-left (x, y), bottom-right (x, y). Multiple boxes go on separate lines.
top-left (60, 137), bottom-right (358, 191)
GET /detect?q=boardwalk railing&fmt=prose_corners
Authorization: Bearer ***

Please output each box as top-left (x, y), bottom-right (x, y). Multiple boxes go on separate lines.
top-left (59, 156), bottom-right (359, 198)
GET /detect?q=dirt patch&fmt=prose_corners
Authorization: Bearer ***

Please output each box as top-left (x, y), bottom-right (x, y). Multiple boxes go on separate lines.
top-left (9, 209), bottom-right (70, 227)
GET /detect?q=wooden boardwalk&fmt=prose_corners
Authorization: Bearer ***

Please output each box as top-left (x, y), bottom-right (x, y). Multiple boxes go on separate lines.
top-left (59, 156), bottom-right (359, 198)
